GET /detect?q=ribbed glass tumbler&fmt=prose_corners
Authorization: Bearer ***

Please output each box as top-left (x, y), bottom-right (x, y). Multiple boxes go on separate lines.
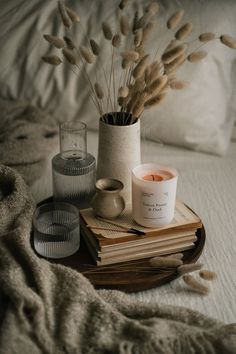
top-left (33, 202), bottom-right (80, 258)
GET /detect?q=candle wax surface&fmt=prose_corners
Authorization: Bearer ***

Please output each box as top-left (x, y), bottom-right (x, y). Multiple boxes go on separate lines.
top-left (143, 170), bottom-right (174, 181)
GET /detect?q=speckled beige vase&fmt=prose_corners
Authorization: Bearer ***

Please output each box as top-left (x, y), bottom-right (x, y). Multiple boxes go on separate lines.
top-left (97, 117), bottom-right (141, 205)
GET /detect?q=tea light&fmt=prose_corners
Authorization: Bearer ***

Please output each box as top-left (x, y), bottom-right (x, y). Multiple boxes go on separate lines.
top-left (132, 163), bottom-right (178, 228)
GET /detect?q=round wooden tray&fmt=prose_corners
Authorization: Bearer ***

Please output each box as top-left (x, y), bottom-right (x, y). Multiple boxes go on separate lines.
top-left (33, 198), bottom-right (205, 292)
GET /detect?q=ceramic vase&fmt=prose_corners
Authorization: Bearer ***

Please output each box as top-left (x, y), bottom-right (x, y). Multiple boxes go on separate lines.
top-left (96, 114), bottom-right (141, 204)
top-left (91, 178), bottom-right (125, 219)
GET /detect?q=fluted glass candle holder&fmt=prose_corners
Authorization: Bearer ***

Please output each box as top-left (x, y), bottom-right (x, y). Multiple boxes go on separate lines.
top-left (52, 122), bottom-right (96, 208)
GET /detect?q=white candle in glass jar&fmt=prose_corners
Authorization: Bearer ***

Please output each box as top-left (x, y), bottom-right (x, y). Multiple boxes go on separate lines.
top-left (132, 163), bottom-right (178, 228)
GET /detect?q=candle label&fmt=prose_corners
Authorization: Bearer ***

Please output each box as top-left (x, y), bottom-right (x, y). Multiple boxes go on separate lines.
top-left (141, 191), bottom-right (168, 220)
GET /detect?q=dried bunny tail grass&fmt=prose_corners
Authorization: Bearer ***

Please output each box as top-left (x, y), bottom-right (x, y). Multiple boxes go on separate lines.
top-left (199, 270), bottom-right (217, 281)
top-left (166, 253), bottom-right (184, 260)
top-left (142, 22), bottom-right (155, 43)
top-left (149, 256), bottom-right (183, 268)
top-left (58, 1), bottom-right (72, 28)
top-left (144, 66), bottom-right (152, 83)
top-left (220, 35), bottom-right (236, 49)
top-left (188, 50), bottom-right (207, 62)
top-left (80, 45), bottom-right (95, 64)
top-left (119, 0), bottom-right (129, 10)
top-left (66, 6), bottom-right (80, 23)
top-left (170, 80), bottom-right (189, 90)
top-left (122, 58), bottom-right (132, 69)
top-left (118, 95), bottom-right (129, 108)
top-left (144, 92), bottom-right (166, 108)
top-left (177, 263), bottom-right (203, 275)
top-left (64, 36), bottom-right (76, 50)
top-left (90, 39), bottom-right (100, 56)
top-left (135, 45), bottom-right (145, 60)
top-left (41, 55), bottom-right (62, 66)
top-left (183, 275), bottom-right (209, 295)
top-left (145, 2), bottom-right (159, 16)
top-left (112, 34), bottom-right (121, 48)
top-left (121, 50), bottom-right (139, 62)
top-left (162, 44), bottom-right (186, 64)
top-left (164, 53), bottom-right (185, 74)
top-left (132, 54), bottom-right (150, 79)
top-left (132, 103), bottom-right (144, 118)
top-left (94, 82), bottom-right (104, 99)
top-left (175, 22), bottom-right (193, 40)
top-left (146, 75), bottom-right (168, 95)
top-left (137, 13), bottom-right (149, 30)
top-left (102, 22), bottom-right (113, 40)
top-left (167, 10), bottom-right (184, 30)
top-left (134, 29), bottom-right (143, 47)
top-left (118, 86), bottom-right (129, 98)
top-left (62, 48), bottom-right (77, 65)
top-left (43, 34), bottom-right (65, 48)
top-left (132, 77), bottom-right (146, 93)
top-left (120, 15), bottom-right (130, 36)
top-left (199, 32), bottom-right (215, 42)
top-left (132, 10), bottom-right (139, 33)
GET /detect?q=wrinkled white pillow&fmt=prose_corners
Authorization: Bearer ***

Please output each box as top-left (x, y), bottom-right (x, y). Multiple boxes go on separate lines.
top-left (0, 0), bottom-right (235, 155)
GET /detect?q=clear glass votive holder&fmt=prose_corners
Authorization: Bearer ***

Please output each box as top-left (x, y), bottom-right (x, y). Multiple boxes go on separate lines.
top-left (33, 202), bottom-right (80, 259)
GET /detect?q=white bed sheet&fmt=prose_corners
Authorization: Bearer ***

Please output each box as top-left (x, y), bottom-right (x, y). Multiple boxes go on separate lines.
top-left (31, 131), bottom-right (236, 324)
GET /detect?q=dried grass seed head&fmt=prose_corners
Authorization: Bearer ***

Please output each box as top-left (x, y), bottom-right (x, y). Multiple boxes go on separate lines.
top-left (149, 256), bottom-right (183, 268)
top-left (42, 55), bottom-right (62, 65)
top-left (144, 92), bottom-right (166, 107)
top-left (64, 36), bottom-right (76, 50)
top-left (80, 45), bottom-right (95, 63)
top-left (188, 50), bottom-right (207, 62)
top-left (121, 50), bottom-right (139, 62)
top-left (43, 34), bottom-right (65, 48)
top-left (183, 275), bottom-right (209, 295)
top-left (199, 32), bottom-right (215, 42)
top-left (62, 48), bottom-right (77, 65)
top-left (220, 35), bottom-right (236, 49)
top-left (162, 44), bottom-right (186, 64)
top-left (145, 2), bottom-right (159, 17)
top-left (170, 80), bottom-right (189, 90)
top-left (122, 58), bottom-right (132, 69)
top-left (120, 15), bottom-right (130, 35)
top-left (132, 10), bottom-right (139, 33)
top-left (112, 34), bottom-right (121, 47)
top-left (178, 263), bottom-right (203, 275)
top-left (167, 10), bottom-right (184, 30)
top-left (134, 29), bottom-right (143, 47)
top-left (146, 74), bottom-right (168, 95)
top-left (58, 1), bottom-right (72, 28)
top-left (94, 82), bottom-right (104, 99)
top-left (132, 54), bottom-right (150, 79)
top-left (199, 270), bottom-right (217, 281)
top-left (90, 39), bottom-right (100, 55)
top-left (175, 22), bottom-right (193, 40)
top-left (137, 13), bottom-right (149, 30)
top-left (118, 86), bottom-right (129, 98)
top-left (102, 22), bottom-right (113, 40)
top-left (142, 22), bottom-right (155, 43)
top-left (164, 53), bottom-right (185, 74)
top-left (66, 6), bottom-right (80, 23)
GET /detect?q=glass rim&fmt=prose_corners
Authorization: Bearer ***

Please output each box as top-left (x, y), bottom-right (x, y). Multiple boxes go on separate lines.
top-left (59, 121), bottom-right (87, 132)
top-left (33, 202), bottom-right (80, 227)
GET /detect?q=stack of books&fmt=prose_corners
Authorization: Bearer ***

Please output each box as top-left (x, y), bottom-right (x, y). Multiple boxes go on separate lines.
top-left (80, 200), bottom-right (202, 266)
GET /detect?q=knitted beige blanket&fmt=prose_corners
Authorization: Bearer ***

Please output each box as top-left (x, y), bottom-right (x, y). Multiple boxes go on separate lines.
top-left (0, 164), bottom-right (236, 354)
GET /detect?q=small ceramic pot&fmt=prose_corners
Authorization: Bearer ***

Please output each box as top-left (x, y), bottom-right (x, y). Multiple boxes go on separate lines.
top-left (91, 178), bottom-right (125, 219)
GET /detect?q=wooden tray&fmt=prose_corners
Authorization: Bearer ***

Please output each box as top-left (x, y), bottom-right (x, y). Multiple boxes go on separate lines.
top-left (33, 198), bottom-right (205, 292)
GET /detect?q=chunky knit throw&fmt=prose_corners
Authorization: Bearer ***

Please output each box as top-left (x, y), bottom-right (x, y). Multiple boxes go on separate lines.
top-left (0, 164), bottom-right (236, 354)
